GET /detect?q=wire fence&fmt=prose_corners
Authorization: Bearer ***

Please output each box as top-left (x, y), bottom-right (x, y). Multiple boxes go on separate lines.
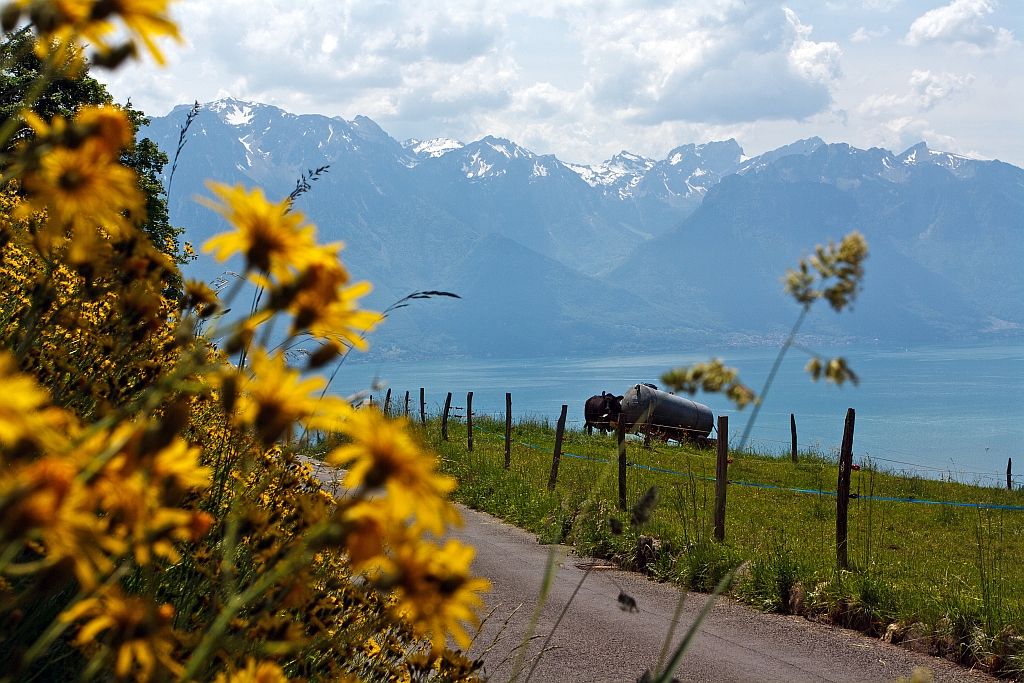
top-left (420, 400), bottom-right (1019, 488)
top-left (371, 388), bottom-right (1019, 491)
top-left (467, 422), bottom-right (1024, 512)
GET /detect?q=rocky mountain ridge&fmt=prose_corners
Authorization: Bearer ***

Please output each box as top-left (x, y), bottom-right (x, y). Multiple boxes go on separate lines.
top-left (143, 98), bottom-right (1023, 359)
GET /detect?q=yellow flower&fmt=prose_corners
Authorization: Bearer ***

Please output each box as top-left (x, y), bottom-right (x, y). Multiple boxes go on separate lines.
top-left (0, 453), bottom-right (117, 587)
top-left (306, 281), bottom-right (383, 351)
top-left (18, 140), bottom-right (144, 244)
top-left (74, 105), bottom-right (134, 158)
top-left (327, 409), bottom-right (457, 535)
top-left (11, 0), bottom-right (91, 33)
top-left (237, 350), bottom-right (347, 444)
top-left (84, 0), bottom-right (181, 66)
top-left (200, 183), bottom-right (318, 276)
top-left (282, 247), bottom-right (350, 325)
top-left (60, 587), bottom-right (182, 683)
top-left (151, 437), bottom-right (210, 499)
top-left (213, 659), bottom-right (291, 683)
top-left (13, 0), bottom-right (180, 66)
top-left (0, 456), bottom-right (75, 533)
top-left (0, 351), bottom-right (65, 450)
top-left (389, 538), bottom-right (490, 649)
top-left (336, 499), bottom-right (394, 571)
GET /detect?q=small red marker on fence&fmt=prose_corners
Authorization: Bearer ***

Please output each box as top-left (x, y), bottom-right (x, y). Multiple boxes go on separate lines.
top-left (852, 464), bottom-right (861, 471)
top-left (727, 457), bottom-right (733, 464)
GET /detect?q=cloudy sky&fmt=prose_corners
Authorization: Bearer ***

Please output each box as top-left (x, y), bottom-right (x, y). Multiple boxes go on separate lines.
top-left (100, 0), bottom-right (1023, 166)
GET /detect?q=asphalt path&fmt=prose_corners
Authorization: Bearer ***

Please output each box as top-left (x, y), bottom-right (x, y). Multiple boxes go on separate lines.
top-left (307, 462), bottom-right (992, 683)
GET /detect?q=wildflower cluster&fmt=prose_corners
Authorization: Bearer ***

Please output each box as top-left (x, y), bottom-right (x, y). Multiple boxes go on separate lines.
top-left (783, 231), bottom-right (868, 313)
top-left (0, 7), bottom-right (487, 683)
top-left (660, 359), bottom-right (756, 410)
top-left (782, 231), bottom-right (868, 385)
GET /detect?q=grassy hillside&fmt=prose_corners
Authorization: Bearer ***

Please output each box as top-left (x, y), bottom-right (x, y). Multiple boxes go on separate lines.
top-left (422, 415), bottom-right (1024, 677)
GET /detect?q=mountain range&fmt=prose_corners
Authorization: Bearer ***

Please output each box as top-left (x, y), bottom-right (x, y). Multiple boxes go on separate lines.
top-left (144, 99), bottom-right (1024, 359)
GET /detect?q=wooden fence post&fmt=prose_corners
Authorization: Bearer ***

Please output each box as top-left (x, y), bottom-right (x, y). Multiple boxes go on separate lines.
top-left (836, 408), bottom-right (856, 570)
top-left (547, 405), bottom-right (568, 490)
top-left (617, 419), bottom-right (627, 510)
top-left (1008, 458), bottom-right (1013, 491)
top-left (404, 391), bottom-right (410, 418)
top-left (467, 392), bottom-right (473, 452)
top-left (441, 393), bottom-right (452, 441)
top-left (791, 414), bottom-right (798, 463)
top-left (504, 393), bottom-right (512, 469)
top-left (714, 415), bottom-right (729, 542)
top-left (383, 389), bottom-right (391, 415)
top-left (420, 388), bottom-right (426, 427)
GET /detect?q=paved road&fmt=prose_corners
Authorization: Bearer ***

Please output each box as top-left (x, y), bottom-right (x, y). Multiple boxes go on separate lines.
top-left (306, 462), bottom-right (991, 683)
top-left (452, 506), bottom-right (992, 683)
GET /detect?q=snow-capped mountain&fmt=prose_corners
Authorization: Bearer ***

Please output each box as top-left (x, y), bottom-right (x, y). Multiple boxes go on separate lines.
top-left (143, 99), bottom-right (1022, 358)
top-left (564, 151), bottom-right (655, 192)
top-left (443, 136), bottom-right (539, 179)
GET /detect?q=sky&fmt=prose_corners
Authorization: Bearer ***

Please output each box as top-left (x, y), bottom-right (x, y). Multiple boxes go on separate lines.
top-left (99, 0), bottom-right (1024, 166)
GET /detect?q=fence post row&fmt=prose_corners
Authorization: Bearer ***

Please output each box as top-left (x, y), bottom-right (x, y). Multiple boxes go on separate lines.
top-left (467, 392), bottom-right (474, 452)
top-left (617, 418), bottom-right (627, 511)
top-left (714, 415), bottom-right (729, 542)
top-left (1008, 458), bottom-right (1013, 491)
top-left (420, 388), bottom-right (426, 427)
top-left (383, 388), bottom-right (391, 415)
top-left (836, 407), bottom-right (856, 570)
top-left (404, 391), bottom-right (410, 418)
top-left (791, 413), bottom-right (798, 463)
top-left (441, 392), bottom-right (452, 441)
top-left (504, 393), bottom-right (512, 470)
top-left (547, 405), bottom-right (568, 490)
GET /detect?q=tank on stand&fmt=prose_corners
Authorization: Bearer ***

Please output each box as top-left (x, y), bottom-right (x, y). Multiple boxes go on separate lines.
top-left (620, 383), bottom-right (715, 443)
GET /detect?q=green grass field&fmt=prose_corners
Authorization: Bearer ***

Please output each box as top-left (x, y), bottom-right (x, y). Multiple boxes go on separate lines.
top-left (420, 414), bottom-right (1024, 675)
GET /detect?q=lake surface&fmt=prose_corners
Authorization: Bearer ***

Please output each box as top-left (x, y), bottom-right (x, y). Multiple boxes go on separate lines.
top-left (327, 343), bottom-right (1023, 485)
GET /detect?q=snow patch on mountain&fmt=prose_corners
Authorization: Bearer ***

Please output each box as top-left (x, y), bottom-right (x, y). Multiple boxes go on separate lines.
top-left (463, 151), bottom-right (498, 178)
top-left (403, 137), bottom-right (464, 158)
top-left (564, 151), bottom-right (655, 188)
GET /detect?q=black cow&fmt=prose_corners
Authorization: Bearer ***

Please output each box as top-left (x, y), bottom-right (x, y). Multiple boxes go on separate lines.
top-left (584, 392), bottom-right (623, 435)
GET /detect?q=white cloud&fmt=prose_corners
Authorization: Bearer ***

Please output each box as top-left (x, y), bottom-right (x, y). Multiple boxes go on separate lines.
top-left (859, 70), bottom-right (974, 117)
top-left (94, 0), bottom-right (1023, 166)
top-left (574, 4), bottom-right (842, 125)
top-left (850, 26), bottom-right (889, 42)
top-left (786, 9), bottom-right (843, 83)
top-left (903, 0), bottom-right (1016, 52)
top-left (875, 116), bottom-right (962, 153)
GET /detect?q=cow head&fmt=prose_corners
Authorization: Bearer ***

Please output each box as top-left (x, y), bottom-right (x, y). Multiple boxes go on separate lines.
top-left (602, 393), bottom-right (624, 423)
top-left (585, 392), bottom-right (624, 431)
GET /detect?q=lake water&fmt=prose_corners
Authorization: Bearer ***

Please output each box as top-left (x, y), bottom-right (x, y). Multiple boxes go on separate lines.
top-left (327, 343), bottom-right (1023, 485)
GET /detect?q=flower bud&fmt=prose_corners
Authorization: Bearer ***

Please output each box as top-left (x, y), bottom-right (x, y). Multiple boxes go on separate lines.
top-left (90, 43), bottom-right (135, 70)
top-left (1, 4), bottom-right (22, 32)
top-left (307, 342), bottom-right (342, 369)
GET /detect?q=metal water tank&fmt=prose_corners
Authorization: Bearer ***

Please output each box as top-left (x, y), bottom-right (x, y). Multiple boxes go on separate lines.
top-left (620, 383), bottom-right (714, 441)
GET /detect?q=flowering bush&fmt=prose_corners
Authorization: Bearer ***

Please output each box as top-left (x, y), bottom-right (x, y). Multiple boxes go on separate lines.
top-left (0, 4), bottom-right (487, 682)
